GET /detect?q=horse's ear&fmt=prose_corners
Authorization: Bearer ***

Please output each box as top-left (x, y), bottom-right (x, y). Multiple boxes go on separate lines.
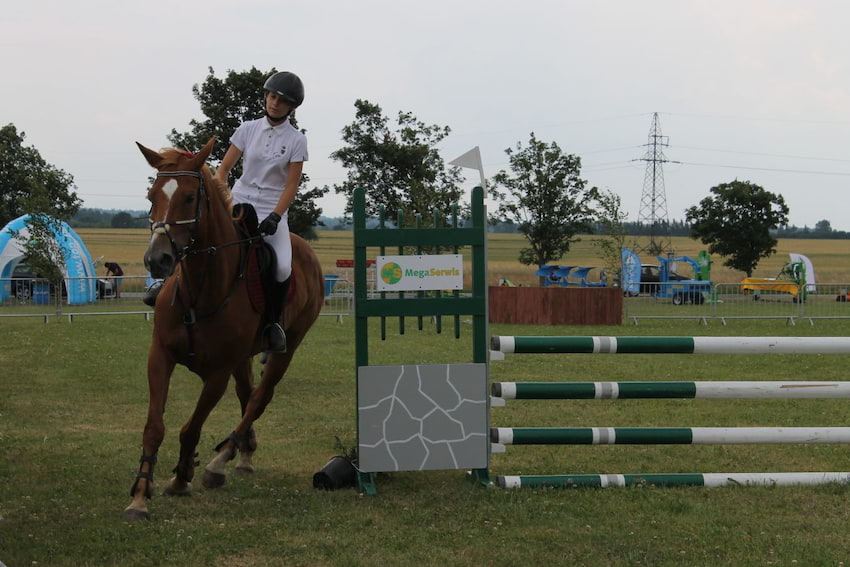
top-left (190, 137), bottom-right (216, 170)
top-left (137, 142), bottom-right (164, 169)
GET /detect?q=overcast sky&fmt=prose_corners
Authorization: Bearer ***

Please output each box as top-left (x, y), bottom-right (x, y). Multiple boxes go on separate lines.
top-left (5, 1), bottom-right (850, 230)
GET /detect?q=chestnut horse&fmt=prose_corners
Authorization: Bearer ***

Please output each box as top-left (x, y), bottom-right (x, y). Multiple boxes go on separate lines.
top-left (123, 138), bottom-right (323, 521)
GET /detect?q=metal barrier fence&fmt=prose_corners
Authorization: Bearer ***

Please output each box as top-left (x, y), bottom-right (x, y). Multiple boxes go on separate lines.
top-left (4, 276), bottom-right (847, 324)
top-left (624, 282), bottom-right (850, 324)
top-left (1, 275), bottom-right (356, 320)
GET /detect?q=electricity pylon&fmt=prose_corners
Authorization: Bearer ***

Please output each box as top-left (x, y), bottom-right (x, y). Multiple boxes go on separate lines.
top-left (636, 112), bottom-right (673, 256)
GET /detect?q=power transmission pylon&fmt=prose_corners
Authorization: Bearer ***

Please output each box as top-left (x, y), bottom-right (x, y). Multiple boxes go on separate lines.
top-left (635, 112), bottom-right (674, 256)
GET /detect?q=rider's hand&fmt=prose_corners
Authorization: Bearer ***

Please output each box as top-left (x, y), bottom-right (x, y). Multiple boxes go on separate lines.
top-left (259, 212), bottom-right (281, 235)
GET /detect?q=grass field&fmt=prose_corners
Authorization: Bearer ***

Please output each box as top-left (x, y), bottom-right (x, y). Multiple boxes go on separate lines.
top-left (2, 313), bottom-right (850, 566)
top-left (77, 229), bottom-right (850, 287)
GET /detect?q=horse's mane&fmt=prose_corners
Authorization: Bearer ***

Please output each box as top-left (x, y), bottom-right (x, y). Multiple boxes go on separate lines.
top-left (159, 148), bottom-right (233, 213)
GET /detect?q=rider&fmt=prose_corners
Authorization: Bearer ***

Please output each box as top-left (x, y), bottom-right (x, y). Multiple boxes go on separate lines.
top-left (143, 71), bottom-right (307, 353)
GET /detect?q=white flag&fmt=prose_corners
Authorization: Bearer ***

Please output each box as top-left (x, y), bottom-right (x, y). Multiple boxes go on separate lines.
top-left (449, 146), bottom-right (483, 170)
top-left (449, 146), bottom-right (486, 189)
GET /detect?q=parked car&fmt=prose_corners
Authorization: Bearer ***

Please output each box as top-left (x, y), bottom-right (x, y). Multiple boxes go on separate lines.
top-left (639, 264), bottom-right (687, 294)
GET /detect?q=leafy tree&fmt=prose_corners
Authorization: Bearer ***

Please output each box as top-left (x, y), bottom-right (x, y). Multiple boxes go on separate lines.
top-left (0, 124), bottom-right (81, 227)
top-left (685, 180), bottom-right (789, 276)
top-left (489, 132), bottom-right (598, 281)
top-left (814, 219), bottom-right (832, 233)
top-left (1, 124), bottom-right (81, 310)
top-left (591, 189), bottom-right (628, 287)
top-left (111, 211), bottom-right (135, 228)
top-left (168, 67), bottom-right (327, 238)
top-left (330, 99), bottom-right (464, 224)
top-left (17, 214), bottom-right (65, 310)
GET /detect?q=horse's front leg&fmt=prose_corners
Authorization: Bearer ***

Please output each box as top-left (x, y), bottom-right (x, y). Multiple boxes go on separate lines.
top-left (123, 348), bottom-right (175, 522)
top-left (164, 369), bottom-right (232, 496)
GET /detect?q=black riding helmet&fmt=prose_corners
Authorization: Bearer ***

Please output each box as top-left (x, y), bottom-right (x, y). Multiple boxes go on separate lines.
top-left (263, 71), bottom-right (304, 108)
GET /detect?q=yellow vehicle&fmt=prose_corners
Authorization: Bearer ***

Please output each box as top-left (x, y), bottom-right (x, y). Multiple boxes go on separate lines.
top-left (741, 260), bottom-right (806, 301)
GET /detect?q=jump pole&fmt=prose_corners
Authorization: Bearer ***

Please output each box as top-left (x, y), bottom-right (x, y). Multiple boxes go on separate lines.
top-left (496, 472), bottom-right (850, 489)
top-left (493, 381), bottom-right (850, 400)
top-left (491, 336), bottom-right (850, 355)
top-left (491, 427), bottom-right (850, 446)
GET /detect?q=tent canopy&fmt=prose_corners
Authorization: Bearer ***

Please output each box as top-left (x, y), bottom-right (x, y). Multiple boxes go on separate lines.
top-left (0, 215), bottom-right (97, 304)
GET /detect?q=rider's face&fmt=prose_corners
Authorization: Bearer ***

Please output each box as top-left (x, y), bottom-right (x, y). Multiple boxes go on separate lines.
top-left (265, 92), bottom-right (293, 121)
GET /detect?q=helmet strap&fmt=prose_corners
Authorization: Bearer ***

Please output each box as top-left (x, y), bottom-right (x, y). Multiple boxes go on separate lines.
top-left (265, 111), bottom-right (290, 125)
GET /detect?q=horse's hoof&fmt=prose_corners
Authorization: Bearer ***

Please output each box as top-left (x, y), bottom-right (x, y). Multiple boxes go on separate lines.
top-left (202, 469), bottom-right (227, 489)
top-left (163, 480), bottom-right (193, 497)
top-left (122, 507), bottom-right (150, 522)
top-left (235, 463), bottom-right (255, 474)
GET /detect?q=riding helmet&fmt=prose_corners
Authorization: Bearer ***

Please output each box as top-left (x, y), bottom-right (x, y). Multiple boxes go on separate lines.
top-left (263, 72), bottom-right (304, 108)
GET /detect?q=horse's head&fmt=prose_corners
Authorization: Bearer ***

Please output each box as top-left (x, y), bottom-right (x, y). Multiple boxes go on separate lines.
top-left (138, 138), bottom-right (216, 279)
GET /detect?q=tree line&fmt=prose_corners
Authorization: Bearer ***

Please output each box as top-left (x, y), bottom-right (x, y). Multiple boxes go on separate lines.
top-left (3, 66), bottom-right (844, 283)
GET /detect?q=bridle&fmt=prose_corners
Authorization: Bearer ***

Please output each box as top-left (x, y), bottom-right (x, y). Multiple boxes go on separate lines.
top-left (148, 170), bottom-right (207, 262)
top-left (148, 170), bottom-right (259, 259)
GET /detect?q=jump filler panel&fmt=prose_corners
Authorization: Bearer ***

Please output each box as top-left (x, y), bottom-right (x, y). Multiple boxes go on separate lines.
top-left (358, 363), bottom-right (488, 472)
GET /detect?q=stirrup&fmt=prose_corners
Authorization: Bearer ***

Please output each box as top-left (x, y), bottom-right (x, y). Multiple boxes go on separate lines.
top-left (143, 281), bottom-right (163, 307)
top-left (264, 322), bottom-right (287, 353)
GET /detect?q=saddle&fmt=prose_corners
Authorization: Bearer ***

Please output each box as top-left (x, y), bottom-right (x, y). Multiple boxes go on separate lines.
top-left (233, 203), bottom-right (275, 314)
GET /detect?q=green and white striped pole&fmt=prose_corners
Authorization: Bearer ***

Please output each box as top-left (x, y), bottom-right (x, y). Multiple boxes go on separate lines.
top-left (491, 336), bottom-right (850, 355)
top-left (491, 427), bottom-right (850, 445)
top-left (496, 472), bottom-right (850, 489)
top-left (492, 381), bottom-right (850, 400)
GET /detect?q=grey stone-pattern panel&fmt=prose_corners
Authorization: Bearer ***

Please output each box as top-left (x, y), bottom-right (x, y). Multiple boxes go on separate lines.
top-left (358, 363), bottom-right (488, 472)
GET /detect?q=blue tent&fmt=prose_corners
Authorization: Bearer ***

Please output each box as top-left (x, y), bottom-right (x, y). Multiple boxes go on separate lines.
top-left (0, 215), bottom-right (98, 304)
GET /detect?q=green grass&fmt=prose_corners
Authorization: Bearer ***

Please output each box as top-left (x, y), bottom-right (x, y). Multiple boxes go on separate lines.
top-left (2, 317), bottom-right (850, 566)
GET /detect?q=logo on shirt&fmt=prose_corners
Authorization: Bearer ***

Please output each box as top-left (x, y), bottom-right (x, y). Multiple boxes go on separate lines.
top-left (279, 145), bottom-right (287, 156)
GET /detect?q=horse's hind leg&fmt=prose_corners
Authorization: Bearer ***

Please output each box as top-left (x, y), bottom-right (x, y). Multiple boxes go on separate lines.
top-left (232, 357), bottom-right (258, 474)
top-left (164, 370), bottom-right (231, 496)
top-left (205, 348), bottom-right (298, 486)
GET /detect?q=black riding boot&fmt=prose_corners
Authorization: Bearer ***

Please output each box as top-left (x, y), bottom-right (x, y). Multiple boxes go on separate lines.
top-left (264, 278), bottom-right (290, 353)
top-left (143, 280), bottom-right (163, 307)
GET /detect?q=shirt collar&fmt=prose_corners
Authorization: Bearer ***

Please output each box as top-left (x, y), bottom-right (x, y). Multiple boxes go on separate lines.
top-left (261, 117), bottom-right (288, 132)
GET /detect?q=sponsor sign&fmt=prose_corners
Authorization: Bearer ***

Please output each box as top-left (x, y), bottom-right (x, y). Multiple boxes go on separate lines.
top-left (376, 255), bottom-right (464, 291)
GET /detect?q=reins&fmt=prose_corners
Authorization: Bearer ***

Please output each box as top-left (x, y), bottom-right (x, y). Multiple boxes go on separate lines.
top-left (149, 168), bottom-right (265, 369)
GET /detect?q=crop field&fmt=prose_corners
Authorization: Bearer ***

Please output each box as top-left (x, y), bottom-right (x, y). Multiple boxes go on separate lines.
top-left (77, 228), bottom-right (850, 287)
top-left (1, 230), bottom-right (849, 565)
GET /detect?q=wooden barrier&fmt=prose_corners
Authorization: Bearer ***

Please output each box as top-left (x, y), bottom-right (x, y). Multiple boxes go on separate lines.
top-left (488, 286), bottom-right (622, 325)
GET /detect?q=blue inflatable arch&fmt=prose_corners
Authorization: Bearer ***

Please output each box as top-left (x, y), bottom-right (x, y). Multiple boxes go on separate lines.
top-left (0, 215), bottom-right (97, 304)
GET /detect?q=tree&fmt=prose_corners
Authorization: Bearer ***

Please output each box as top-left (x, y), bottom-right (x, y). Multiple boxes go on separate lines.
top-left (1, 124), bottom-right (81, 310)
top-left (331, 99), bottom-right (464, 224)
top-left (111, 211), bottom-right (135, 228)
top-left (814, 219), bottom-right (832, 233)
top-left (17, 214), bottom-right (65, 310)
top-left (168, 67), bottom-right (328, 238)
top-left (591, 189), bottom-right (628, 287)
top-left (685, 180), bottom-right (789, 277)
top-left (489, 133), bottom-right (598, 281)
top-left (0, 124), bottom-right (81, 227)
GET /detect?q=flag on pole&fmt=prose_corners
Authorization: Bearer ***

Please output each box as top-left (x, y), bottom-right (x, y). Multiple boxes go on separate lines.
top-left (449, 146), bottom-right (486, 189)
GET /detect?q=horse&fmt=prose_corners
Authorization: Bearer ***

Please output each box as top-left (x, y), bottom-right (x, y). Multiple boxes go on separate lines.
top-left (123, 138), bottom-right (324, 521)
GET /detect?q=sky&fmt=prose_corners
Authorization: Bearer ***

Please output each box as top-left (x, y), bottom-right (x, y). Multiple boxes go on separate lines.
top-left (4, 1), bottom-right (850, 231)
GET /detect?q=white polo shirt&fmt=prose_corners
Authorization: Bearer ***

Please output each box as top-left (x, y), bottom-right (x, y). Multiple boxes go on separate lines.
top-left (230, 117), bottom-right (308, 213)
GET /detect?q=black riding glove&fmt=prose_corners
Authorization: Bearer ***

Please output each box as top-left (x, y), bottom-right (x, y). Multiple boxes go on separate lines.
top-left (259, 212), bottom-right (281, 235)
